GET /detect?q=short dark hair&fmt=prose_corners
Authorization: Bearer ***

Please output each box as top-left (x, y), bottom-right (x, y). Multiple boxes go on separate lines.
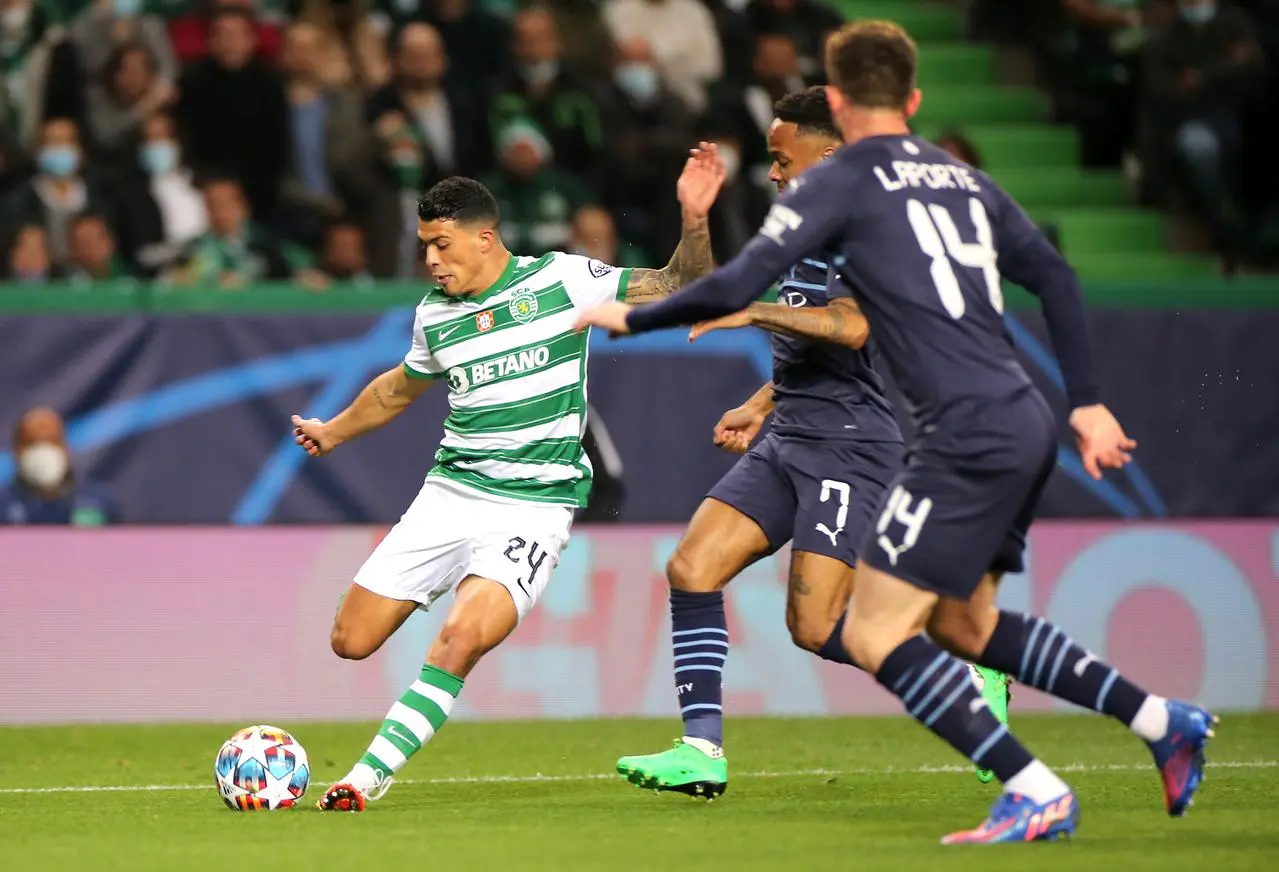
top-left (825, 20), bottom-right (917, 111)
top-left (417, 176), bottom-right (500, 226)
top-left (773, 86), bottom-right (841, 142)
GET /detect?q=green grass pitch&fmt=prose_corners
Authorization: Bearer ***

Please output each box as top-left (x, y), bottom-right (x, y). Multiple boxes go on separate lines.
top-left (2, 713), bottom-right (1276, 870)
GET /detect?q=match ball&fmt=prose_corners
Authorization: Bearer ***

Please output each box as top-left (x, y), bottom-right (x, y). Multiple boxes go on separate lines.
top-left (213, 724), bottom-right (310, 810)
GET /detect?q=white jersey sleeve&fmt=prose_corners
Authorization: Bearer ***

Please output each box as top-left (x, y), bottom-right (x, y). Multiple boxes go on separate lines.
top-left (403, 307), bottom-right (445, 379)
top-left (556, 252), bottom-right (633, 310)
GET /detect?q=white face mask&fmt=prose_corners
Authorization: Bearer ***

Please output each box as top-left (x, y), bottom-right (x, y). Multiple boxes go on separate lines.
top-left (18, 442), bottom-right (69, 491)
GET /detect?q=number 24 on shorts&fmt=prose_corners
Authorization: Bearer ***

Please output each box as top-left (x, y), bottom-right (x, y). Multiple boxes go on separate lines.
top-left (504, 537), bottom-right (547, 597)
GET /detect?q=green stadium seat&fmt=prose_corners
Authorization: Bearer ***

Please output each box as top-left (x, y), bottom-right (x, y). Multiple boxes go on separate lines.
top-left (914, 45), bottom-right (997, 87)
top-left (993, 169), bottom-right (1129, 209)
top-left (828, 0), bottom-right (965, 41)
top-left (1065, 252), bottom-right (1222, 282)
top-left (1033, 209), bottom-right (1168, 253)
top-left (912, 86), bottom-right (1049, 127)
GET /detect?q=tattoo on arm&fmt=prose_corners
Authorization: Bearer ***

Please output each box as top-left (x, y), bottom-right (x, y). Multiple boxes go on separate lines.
top-left (746, 298), bottom-right (870, 349)
top-left (371, 385), bottom-right (389, 410)
top-left (624, 214), bottom-right (715, 303)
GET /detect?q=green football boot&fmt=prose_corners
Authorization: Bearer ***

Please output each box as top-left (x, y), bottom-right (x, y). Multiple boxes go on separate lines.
top-left (616, 739), bottom-right (728, 799)
top-left (972, 665), bottom-right (1013, 784)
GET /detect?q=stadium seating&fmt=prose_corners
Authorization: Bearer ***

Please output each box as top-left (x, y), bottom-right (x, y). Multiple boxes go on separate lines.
top-left (829, 0), bottom-right (1222, 280)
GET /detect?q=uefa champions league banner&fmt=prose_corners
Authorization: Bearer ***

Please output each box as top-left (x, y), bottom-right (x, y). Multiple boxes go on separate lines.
top-left (0, 309), bottom-right (1276, 523)
top-left (1, 521), bottom-right (1275, 724)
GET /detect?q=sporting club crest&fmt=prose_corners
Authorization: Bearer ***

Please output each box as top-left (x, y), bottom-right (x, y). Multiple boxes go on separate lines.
top-left (476, 310), bottom-right (495, 332)
top-left (587, 259), bottom-right (613, 278)
top-left (508, 289), bottom-right (538, 324)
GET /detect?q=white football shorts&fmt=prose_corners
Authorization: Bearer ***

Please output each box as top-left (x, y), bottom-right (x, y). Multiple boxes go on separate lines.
top-left (353, 477), bottom-right (574, 621)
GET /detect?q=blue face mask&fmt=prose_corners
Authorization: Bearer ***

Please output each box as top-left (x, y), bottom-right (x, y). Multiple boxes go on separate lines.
top-left (1180, 2), bottom-right (1217, 24)
top-left (38, 145), bottom-right (79, 179)
top-left (113, 0), bottom-right (144, 17)
top-left (140, 140), bottom-right (178, 175)
top-left (615, 63), bottom-right (659, 103)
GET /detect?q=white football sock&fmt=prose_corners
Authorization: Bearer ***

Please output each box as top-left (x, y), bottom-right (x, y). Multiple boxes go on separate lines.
top-left (1129, 695), bottom-right (1170, 742)
top-left (1005, 760), bottom-right (1071, 805)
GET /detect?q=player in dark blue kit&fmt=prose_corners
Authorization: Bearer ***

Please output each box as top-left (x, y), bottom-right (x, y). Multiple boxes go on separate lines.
top-left (615, 88), bottom-right (1012, 797)
top-left (615, 88), bottom-right (904, 797)
top-left (577, 21), bottom-right (1216, 844)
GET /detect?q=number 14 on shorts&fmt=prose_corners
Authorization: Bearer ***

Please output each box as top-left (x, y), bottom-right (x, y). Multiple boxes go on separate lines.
top-left (875, 486), bottom-right (932, 567)
top-left (504, 536), bottom-right (547, 598)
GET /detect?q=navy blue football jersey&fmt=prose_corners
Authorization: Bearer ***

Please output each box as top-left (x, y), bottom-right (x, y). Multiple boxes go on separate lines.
top-left (628, 134), bottom-right (1098, 427)
top-left (769, 256), bottom-right (900, 442)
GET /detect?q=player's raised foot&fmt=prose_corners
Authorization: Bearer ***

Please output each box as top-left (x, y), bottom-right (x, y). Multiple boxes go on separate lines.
top-left (941, 791), bottom-right (1079, 845)
top-left (971, 665), bottom-right (1012, 784)
top-left (616, 738), bottom-right (727, 799)
top-left (1147, 700), bottom-right (1217, 817)
top-left (316, 770), bottom-right (393, 812)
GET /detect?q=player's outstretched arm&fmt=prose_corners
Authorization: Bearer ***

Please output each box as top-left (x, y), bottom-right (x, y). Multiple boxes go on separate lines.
top-left (574, 172), bottom-right (846, 336)
top-left (622, 142), bottom-right (724, 303)
top-left (293, 365), bottom-right (432, 457)
top-left (689, 298), bottom-right (869, 349)
top-left (990, 184), bottom-right (1136, 478)
top-left (622, 210), bottom-right (715, 303)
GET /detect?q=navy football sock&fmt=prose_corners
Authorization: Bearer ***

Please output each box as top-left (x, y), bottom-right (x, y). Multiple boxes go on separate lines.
top-left (977, 611), bottom-right (1149, 726)
top-left (670, 589), bottom-right (727, 746)
top-left (816, 611), bottom-right (860, 668)
top-left (877, 635), bottom-right (1034, 783)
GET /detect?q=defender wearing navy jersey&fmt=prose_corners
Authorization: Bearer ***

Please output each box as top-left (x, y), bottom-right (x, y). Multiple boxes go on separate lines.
top-left (615, 88), bottom-right (1011, 797)
top-left (577, 22), bottom-right (1215, 844)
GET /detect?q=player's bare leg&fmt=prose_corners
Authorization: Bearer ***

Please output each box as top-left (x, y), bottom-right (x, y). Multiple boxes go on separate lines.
top-left (320, 577), bottom-right (520, 811)
top-left (931, 575), bottom-right (1014, 783)
top-left (329, 582), bottom-right (419, 661)
top-left (783, 550), bottom-right (855, 658)
top-left (616, 498), bottom-right (771, 797)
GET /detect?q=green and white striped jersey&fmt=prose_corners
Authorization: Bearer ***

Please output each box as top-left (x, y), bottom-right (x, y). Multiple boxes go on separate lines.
top-left (403, 251), bottom-right (632, 507)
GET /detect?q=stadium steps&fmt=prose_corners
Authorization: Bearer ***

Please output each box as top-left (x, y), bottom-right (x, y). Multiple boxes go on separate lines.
top-left (827, 0), bottom-right (1222, 279)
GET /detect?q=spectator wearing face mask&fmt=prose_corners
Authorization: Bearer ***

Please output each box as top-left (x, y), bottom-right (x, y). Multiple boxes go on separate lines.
top-left (66, 211), bottom-right (135, 284)
top-left (0, 407), bottom-right (118, 526)
top-left (176, 7), bottom-right (289, 221)
top-left (4, 224), bottom-right (58, 283)
top-left (70, 0), bottom-right (177, 85)
top-left (483, 118), bottom-right (594, 254)
top-left (603, 0), bottom-right (722, 113)
top-left (1143, 0), bottom-right (1265, 266)
top-left (599, 37), bottom-right (696, 262)
top-left (113, 112), bottom-right (209, 274)
top-left (0, 117), bottom-right (116, 270)
top-left (490, 6), bottom-right (603, 182)
top-left (0, 0), bottom-right (85, 150)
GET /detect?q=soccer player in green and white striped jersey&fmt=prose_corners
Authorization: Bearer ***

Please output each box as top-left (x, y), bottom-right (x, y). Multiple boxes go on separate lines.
top-left (293, 158), bottom-right (726, 811)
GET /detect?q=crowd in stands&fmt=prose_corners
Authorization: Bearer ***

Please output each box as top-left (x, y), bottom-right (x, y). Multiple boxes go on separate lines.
top-left (975, 0), bottom-right (1279, 270)
top-left (0, 0), bottom-right (1274, 289)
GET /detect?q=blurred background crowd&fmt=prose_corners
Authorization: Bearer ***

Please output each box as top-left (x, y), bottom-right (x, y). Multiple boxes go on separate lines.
top-left (0, 0), bottom-right (1276, 291)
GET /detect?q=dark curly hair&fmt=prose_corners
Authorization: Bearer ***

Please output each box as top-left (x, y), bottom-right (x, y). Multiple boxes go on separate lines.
top-left (417, 176), bottom-right (500, 226)
top-left (773, 86), bottom-right (841, 142)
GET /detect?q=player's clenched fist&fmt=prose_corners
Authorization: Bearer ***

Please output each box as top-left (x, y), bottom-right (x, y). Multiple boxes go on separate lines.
top-left (713, 405), bottom-right (767, 454)
top-left (293, 414), bottom-right (337, 457)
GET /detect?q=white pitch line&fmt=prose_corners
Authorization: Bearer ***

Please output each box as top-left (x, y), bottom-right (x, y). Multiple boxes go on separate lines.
top-left (0, 760), bottom-right (1273, 796)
